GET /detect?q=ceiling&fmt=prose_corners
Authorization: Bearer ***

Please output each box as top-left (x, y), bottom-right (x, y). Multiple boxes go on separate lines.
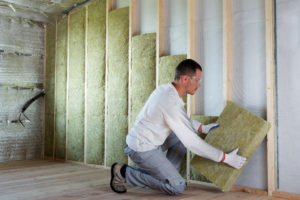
top-left (0, 0), bottom-right (88, 23)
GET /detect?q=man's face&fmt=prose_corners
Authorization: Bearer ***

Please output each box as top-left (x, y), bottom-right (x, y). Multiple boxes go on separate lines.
top-left (186, 69), bottom-right (202, 95)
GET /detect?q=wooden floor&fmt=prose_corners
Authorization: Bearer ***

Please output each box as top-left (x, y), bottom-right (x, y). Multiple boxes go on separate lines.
top-left (0, 160), bottom-right (284, 200)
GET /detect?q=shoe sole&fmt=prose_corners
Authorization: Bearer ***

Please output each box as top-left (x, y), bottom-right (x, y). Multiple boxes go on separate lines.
top-left (110, 162), bottom-right (127, 193)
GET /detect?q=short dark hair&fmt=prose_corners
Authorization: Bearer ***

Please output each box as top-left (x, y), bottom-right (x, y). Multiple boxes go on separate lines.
top-left (174, 59), bottom-right (202, 80)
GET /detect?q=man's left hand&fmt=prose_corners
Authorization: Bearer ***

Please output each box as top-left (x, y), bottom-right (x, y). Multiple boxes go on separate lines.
top-left (199, 123), bottom-right (219, 134)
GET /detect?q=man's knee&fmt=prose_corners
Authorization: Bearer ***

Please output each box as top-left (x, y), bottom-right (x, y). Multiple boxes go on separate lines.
top-left (172, 182), bottom-right (186, 195)
top-left (166, 178), bottom-right (186, 195)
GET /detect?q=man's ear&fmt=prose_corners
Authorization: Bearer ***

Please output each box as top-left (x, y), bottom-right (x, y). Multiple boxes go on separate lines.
top-left (182, 75), bottom-right (188, 81)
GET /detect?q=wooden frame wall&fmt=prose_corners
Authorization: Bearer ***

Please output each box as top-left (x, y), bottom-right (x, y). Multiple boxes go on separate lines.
top-left (42, 0), bottom-right (300, 198)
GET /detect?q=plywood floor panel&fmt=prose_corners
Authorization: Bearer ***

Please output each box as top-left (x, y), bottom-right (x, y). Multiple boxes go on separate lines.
top-left (0, 160), bottom-right (283, 200)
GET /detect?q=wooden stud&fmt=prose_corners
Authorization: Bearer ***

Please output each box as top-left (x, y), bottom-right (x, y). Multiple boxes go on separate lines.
top-left (186, 0), bottom-right (196, 183)
top-left (53, 19), bottom-right (58, 160)
top-left (128, 0), bottom-right (137, 131)
top-left (187, 0), bottom-right (196, 117)
top-left (84, 6), bottom-right (88, 164)
top-left (42, 24), bottom-right (47, 160)
top-left (66, 14), bottom-right (70, 161)
top-left (104, 0), bottom-right (114, 168)
top-left (128, 0), bottom-right (137, 164)
top-left (222, 0), bottom-right (233, 106)
top-left (265, 0), bottom-right (277, 196)
top-left (156, 0), bottom-right (164, 88)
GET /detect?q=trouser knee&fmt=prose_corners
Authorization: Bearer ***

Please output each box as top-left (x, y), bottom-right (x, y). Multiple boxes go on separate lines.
top-left (166, 178), bottom-right (186, 195)
top-left (172, 182), bottom-right (186, 195)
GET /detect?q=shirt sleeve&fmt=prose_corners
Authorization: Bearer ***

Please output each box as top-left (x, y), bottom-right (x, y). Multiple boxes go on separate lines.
top-left (163, 104), bottom-right (223, 162)
top-left (191, 119), bottom-right (201, 133)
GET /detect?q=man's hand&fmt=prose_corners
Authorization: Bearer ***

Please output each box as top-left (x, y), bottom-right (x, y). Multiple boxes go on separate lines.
top-left (222, 148), bottom-right (247, 169)
top-left (199, 123), bottom-right (219, 134)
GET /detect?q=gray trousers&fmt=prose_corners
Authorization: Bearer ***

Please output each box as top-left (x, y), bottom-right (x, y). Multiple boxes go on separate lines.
top-left (124, 133), bottom-right (187, 195)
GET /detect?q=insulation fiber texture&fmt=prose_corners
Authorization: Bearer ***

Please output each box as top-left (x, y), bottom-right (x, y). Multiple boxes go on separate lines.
top-left (191, 101), bottom-right (271, 192)
top-left (106, 7), bottom-right (129, 166)
top-left (55, 17), bottom-right (68, 159)
top-left (86, 0), bottom-right (106, 165)
top-left (159, 54), bottom-right (187, 104)
top-left (44, 22), bottom-right (56, 157)
top-left (67, 8), bottom-right (86, 162)
top-left (130, 33), bottom-right (156, 128)
top-left (158, 54), bottom-right (186, 85)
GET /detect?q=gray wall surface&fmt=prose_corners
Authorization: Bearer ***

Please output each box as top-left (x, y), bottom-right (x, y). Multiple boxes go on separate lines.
top-left (0, 16), bottom-right (44, 162)
top-left (194, 0), bottom-right (223, 116)
top-left (232, 0), bottom-right (267, 190)
top-left (276, 0), bottom-right (300, 194)
top-left (164, 0), bottom-right (187, 55)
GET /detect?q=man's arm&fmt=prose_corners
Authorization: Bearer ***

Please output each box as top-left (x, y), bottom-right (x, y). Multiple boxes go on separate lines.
top-left (163, 105), bottom-right (246, 169)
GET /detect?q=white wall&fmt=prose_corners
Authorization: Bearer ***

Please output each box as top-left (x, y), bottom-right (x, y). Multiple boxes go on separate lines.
top-left (276, 0), bottom-right (300, 194)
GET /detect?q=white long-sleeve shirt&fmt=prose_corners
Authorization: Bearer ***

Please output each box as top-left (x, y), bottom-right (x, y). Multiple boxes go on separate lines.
top-left (126, 83), bottom-right (223, 162)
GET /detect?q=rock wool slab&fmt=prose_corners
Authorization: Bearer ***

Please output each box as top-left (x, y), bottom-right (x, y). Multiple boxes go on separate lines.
top-left (158, 54), bottom-right (186, 85)
top-left (86, 0), bottom-right (106, 165)
top-left (130, 33), bottom-right (156, 128)
top-left (55, 17), bottom-right (68, 160)
top-left (68, 8), bottom-right (86, 162)
top-left (191, 101), bottom-right (270, 192)
top-left (106, 7), bottom-right (129, 166)
top-left (158, 54), bottom-right (187, 104)
top-left (45, 22), bottom-right (56, 157)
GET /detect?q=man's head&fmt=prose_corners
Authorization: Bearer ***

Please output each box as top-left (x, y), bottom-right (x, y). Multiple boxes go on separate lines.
top-left (173, 59), bottom-right (202, 96)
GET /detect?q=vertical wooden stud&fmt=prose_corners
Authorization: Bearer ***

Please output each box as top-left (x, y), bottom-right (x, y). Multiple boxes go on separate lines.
top-left (53, 19), bottom-right (58, 159)
top-left (265, 0), bottom-right (277, 196)
top-left (187, 0), bottom-right (196, 182)
top-left (128, 0), bottom-right (137, 164)
top-left (104, 0), bottom-right (114, 167)
top-left (42, 25), bottom-right (47, 159)
top-left (84, 6), bottom-right (88, 164)
top-left (66, 14), bottom-right (70, 161)
top-left (156, 0), bottom-right (164, 88)
top-left (222, 0), bottom-right (233, 106)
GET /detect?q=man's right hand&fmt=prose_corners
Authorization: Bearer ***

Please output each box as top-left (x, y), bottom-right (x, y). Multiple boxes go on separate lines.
top-left (222, 148), bottom-right (246, 169)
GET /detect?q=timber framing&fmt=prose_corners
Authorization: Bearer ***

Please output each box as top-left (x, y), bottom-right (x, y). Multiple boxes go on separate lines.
top-left (222, 0), bottom-right (233, 106)
top-left (186, 0), bottom-right (196, 183)
top-left (104, 0), bottom-right (114, 168)
top-left (156, 0), bottom-right (164, 88)
top-left (128, 0), bottom-right (137, 164)
top-left (265, 0), bottom-right (277, 196)
top-left (40, 1), bottom-right (300, 198)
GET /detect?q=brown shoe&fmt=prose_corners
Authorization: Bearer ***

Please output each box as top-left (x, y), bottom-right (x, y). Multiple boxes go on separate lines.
top-left (110, 162), bottom-right (127, 193)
